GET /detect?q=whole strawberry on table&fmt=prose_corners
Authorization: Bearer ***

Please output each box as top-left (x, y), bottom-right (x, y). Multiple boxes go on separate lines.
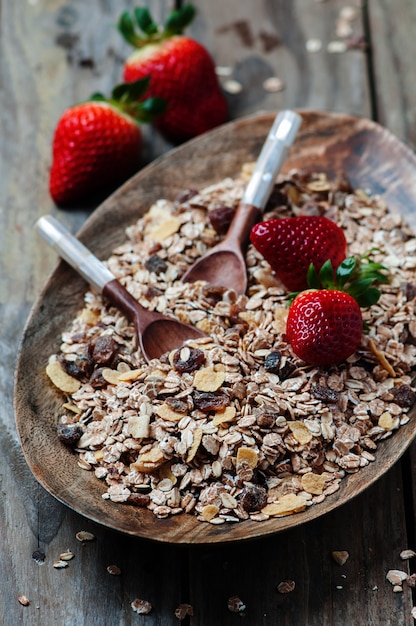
top-left (250, 213), bottom-right (388, 366)
top-left (49, 78), bottom-right (165, 206)
top-left (118, 4), bottom-right (228, 141)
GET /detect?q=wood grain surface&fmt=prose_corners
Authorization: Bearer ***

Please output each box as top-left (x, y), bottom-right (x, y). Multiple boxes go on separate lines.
top-left (2, 0), bottom-right (416, 624)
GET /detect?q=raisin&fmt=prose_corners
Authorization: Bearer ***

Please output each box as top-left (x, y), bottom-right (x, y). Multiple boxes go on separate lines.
top-left (256, 410), bottom-right (277, 428)
top-left (144, 285), bottom-right (163, 299)
top-left (60, 355), bottom-right (94, 380)
top-left (279, 359), bottom-right (296, 381)
top-left (57, 423), bottom-right (84, 446)
top-left (403, 282), bottom-right (416, 301)
top-left (144, 253), bottom-right (168, 275)
top-left (173, 347), bottom-right (205, 373)
top-left (264, 186), bottom-right (288, 212)
top-left (176, 188), bottom-right (198, 203)
top-left (127, 493), bottom-right (151, 507)
top-left (229, 303), bottom-right (247, 326)
top-left (312, 385), bottom-right (340, 403)
top-left (193, 391), bottom-right (230, 412)
top-left (392, 385), bottom-right (416, 408)
top-left (92, 336), bottom-right (118, 365)
top-left (264, 351), bottom-right (282, 374)
top-left (240, 485), bottom-right (267, 512)
top-left (209, 205), bottom-right (236, 234)
top-left (32, 549), bottom-right (46, 564)
top-left (202, 284), bottom-right (227, 305)
top-left (165, 397), bottom-right (188, 413)
top-left (232, 381), bottom-right (247, 400)
top-left (89, 368), bottom-right (107, 389)
top-left (335, 170), bottom-right (353, 193)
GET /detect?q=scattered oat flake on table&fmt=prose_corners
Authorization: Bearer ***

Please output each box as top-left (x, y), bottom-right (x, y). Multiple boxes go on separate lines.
top-left (131, 598), bottom-right (152, 614)
top-left (59, 550), bottom-right (75, 561)
top-left (400, 549), bottom-right (416, 560)
top-left (223, 79), bottom-right (243, 94)
top-left (17, 594), bottom-right (30, 606)
top-left (107, 564), bottom-right (121, 575)
top-left (327, 40), bottom-right (347, 53)
top-left (53, 559), bottom-right (69, 569)
top-left (227, 595), bottom-right (246, 613)
top-left (277, 579), bottom-right (296, 593)
top-left (306, 38), bottom-right (322, 52)
top-left (174, 603), bottom-right (194, 620)
top-left (331, 550), bottom-right (349, 566)
top-left (386, 569), bottom-right (408, 585)
top-left (76, 530), bottom-right (96, 542)
top-left (263, 76), bottom-right (284, 92)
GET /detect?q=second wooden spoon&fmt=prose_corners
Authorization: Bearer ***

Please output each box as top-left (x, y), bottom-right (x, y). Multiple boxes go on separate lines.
top-left (182, 110), bottom-right (302, 293)
top-left (36, 216), bottom-right (206, 362)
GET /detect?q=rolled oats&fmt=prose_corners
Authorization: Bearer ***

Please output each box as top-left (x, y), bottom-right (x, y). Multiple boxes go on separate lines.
top-left (47, 170), bottom-right (416, 525)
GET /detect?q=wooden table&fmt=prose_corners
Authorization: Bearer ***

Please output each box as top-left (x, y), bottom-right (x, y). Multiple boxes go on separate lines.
top-left (2, 1), bottom-right (416, 623)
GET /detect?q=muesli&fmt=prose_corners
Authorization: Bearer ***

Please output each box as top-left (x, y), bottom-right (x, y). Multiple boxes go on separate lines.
top-left (47, 166), bottom-right (416, 524)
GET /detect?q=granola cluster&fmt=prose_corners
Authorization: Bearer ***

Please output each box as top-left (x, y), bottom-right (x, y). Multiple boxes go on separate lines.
top-left (48, 167), bottom-right (416, 524)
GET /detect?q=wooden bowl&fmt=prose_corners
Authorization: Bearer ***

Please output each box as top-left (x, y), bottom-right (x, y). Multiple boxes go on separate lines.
top-left (14, 111), bottom-right (416, 544)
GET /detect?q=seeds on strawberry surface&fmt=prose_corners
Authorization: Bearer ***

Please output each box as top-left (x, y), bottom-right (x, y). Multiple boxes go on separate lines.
top-left (250, 215), bottom-right (347, 291)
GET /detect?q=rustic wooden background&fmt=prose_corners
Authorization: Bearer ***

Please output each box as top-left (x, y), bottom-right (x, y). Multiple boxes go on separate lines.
top-left (2, 0), bottom-right (416, 623)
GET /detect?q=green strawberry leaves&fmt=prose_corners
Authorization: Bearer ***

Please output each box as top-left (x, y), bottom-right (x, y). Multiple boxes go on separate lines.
top-left (304, 251), bottom-right (389, 308)
top-left (118, 4), bottom-right (196, 47)
top-left (90, 78), bottom-right (166, 124)
top-left (164, 4), bottom-right (196, 36)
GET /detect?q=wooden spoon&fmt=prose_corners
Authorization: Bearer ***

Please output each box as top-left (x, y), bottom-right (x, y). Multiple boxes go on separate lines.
top-left (181, 110), bottom-right (302, 293)
top-left (36, 215), bottom-right (205, 362)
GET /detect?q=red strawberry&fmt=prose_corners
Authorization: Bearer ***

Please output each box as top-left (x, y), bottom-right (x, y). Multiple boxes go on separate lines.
top-left (118, 4), bottom-right (228, 141)
top-left (285, 255), bottom-right (388, 365)
top-left (250, 215), bottom-right (347, 292)
top-left (49, 79), bottom-right (165, 205)
top-left (286, 289), bottom-right (363, 365)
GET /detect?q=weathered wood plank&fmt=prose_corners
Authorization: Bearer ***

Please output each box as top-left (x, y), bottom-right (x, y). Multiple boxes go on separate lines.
top-left (367, 0), bottom-right (416, 149)
top-left (1, 0), bottom-right (414, 624)
top-left (191, 0), bottom-right (371, 119)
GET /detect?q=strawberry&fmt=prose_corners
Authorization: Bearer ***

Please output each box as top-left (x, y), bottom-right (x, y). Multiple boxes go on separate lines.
top-left (118, 4), bottom-right (228, 141)
top-left (49, 78), bottom-right (165, 206)
top-left (250, 215), bottom-right (347, 292)
top-left (285, 256), bottom-right (388, 365)
top-left (286, 290), bottom-right (363, 365)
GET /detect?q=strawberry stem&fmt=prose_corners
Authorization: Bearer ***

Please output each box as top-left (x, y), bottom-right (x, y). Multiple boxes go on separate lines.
top-left (88, 78), bottom-right (166, 124)
top-left (304, 251), bottom-right (389, 308)
top-left (117, 4), bottom-right (195, 48)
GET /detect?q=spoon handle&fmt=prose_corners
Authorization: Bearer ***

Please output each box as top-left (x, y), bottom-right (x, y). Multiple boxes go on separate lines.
top-left (242, 110), bottom-right (302, 210)
top-left (36, 215), bottom-right (115, 292)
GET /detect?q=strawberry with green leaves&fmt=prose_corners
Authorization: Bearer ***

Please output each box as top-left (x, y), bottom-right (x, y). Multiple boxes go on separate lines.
top-left (250, 215), bottom-right (347, 292)
top-left (118, 4), bottom-right (228, 141)
top-left (49, 78), bottom-right (165, 206)
top-left (285, 255), bottom-right (388, 365)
